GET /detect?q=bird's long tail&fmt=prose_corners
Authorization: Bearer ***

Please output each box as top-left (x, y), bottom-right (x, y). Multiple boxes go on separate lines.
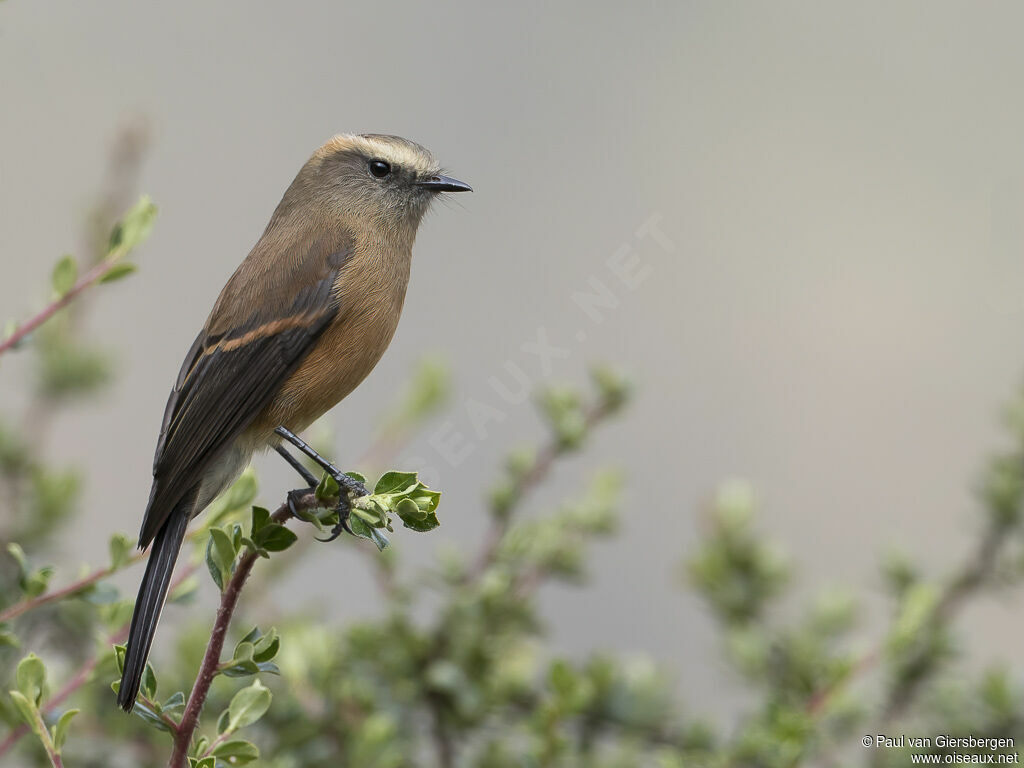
top-left (117, 500), bottom-right (192, 711)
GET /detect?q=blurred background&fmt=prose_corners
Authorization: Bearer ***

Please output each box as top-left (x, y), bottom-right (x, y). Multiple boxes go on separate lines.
top-left (3, 0), bottom-right (1024, 727)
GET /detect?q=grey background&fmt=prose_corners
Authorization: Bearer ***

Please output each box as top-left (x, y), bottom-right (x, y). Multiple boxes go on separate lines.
top-left (3, 1), bottom-right (1024, 719)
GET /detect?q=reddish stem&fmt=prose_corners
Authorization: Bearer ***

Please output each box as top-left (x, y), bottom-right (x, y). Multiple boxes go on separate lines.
top-left (0, 564), bottom-right (194, 760)
top-left (0, 257), bottom-right (120, 356)
top-left (168, 504), bottom-right (293, 768)
top-left (0, 553), bottom-right (143, 624)
top-left (468, 399), bottom-right (611, 579)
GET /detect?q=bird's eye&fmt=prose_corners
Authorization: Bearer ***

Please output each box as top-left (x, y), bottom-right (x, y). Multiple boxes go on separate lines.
top-left (369, 160), bottom-right (391, 178)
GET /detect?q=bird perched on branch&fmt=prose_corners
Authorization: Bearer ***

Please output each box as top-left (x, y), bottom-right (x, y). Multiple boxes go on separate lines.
top-left (117, 134), bottom-right (471, 711)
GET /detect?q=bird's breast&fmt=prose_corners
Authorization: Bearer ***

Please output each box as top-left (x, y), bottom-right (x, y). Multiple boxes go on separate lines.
top-left (250, 248), bottom-right (411, 441)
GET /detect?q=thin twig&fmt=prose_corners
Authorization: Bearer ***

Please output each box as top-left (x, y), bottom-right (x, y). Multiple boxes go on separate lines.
top-left (0, 527), bottom-right (208, 624)
top-left (804, 521), bottom-right (1010, 725)
top-left (468, 399), bottom-right (613, 580)
top-left (0, 258), bottom-right (124, 357)
top-left (0, 564), bottom-right (194, 760)
top-left (169, 501), bottom-right (298, 768)
top-left (880, 522), bottom-right (1006, 721)
top-left (0, 551), bottom-right (146, 624)
top-left (0, 119), bottom-right (149, 359)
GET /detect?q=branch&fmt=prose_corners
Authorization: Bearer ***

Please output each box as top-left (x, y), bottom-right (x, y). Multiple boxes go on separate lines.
top-left (169, 501), bottom-right (297, 768)
top-left (468, 397), bottom-right (614, 580)
top-left (0, 553), bottom-right (145, 624)
top-left (805, 519), bottom-right (1010, 723)
top-left (0, 525), bottom-right (210, 624)
top-left (879, 521), bottom-right (1006, 720)
top-left (0, 259), bottom-right (120, 356)
top-left (0, 195), bottom-right (155, 358)
top-left (0, 564), bottom-right (194, 761)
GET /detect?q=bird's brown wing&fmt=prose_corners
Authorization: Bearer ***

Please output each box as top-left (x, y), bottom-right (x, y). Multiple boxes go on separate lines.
top-left (137, 233), bottom-right (353, 548)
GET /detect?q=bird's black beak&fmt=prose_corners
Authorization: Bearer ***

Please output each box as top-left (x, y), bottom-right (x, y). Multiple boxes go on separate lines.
top-left (417, 174), bottom-right (473, 193)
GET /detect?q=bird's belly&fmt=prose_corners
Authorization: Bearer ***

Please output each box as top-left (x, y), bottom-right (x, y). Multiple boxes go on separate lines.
top-left (250, 305), bottom-right (401, 440)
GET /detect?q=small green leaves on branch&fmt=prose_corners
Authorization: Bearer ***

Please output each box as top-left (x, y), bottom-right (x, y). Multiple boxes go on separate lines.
top-left (106, 195), bottom-right (157, 258)
top-left (687, 480), bottom-right (790, 626)
top-left (98, 261), bottom-right (138, 284)
top-left (242, 507), bottom-right (298, 560)
top-left (0, 195), bottom-right (157, 357)
top-left (488, 367), bottom-right (630, 523)
top-left (219, 627), bottom-right (281, 678)
top-left (112, 645), bottom-right (175, 733)
top-left (309, 470), bottom-right (441, 551)
top-left (361, 471), bottom-right (441, 533)
top-left (191, 680), bottom-right (271, 765)
top-left (205, 526), bottom-right (241, 592)
top-left (8, 653), bottom-right (78, 767)
top-left (225, 679), bottom-right (272, 732)
top-left (50, 257), bottom-right (77, 299)
top-left (6, 543), bottom-right (54, 599)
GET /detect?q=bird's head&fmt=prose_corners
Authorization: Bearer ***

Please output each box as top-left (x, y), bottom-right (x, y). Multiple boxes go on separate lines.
top-left (298, 133), bottom-right (471, 234)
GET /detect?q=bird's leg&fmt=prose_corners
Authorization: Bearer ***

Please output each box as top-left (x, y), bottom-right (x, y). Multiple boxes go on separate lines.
top-left (274, 426), bottom-right (368, 541)
top-left (275, 444), bottom-right (318, 487)
top-left (274, 444), bottom-right (319, 520)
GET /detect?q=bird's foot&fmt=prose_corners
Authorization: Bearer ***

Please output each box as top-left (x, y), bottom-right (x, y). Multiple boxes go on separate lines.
top-left (316, 473), bottom-right (369, 543)
top-left (286, 486), bottom-right (318, 520)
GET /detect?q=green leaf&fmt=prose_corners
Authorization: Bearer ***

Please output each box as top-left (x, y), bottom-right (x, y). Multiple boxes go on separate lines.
top-left (315, 472), bottom-right (340, 500)
top-left (194, 736), bottom-right (210, 756)
top-left (141, 662), bottom-right (158, 700)
top-left (161, 691), bottom-right (186, 716)
top-left (349, 515), bottom-right (390, 551)
top-left (217, 707), bottom-right (231, 735)
top-left (397, 499), bottom-right (440, 532)
top-left (351, 506), bottom-right (384, 526)
top-left (99, 261), bottom-right (138, 284)
top-left (253, 523), bottom-right (297, 553)
top-left (108, 195), bottom-right (157, 254)
top-left (590, 364), bottom-right (631, 410)
top-left (252, 628), bottom-right (279, 662)
top-left (109, 533), bottom-right (133, 569)
top-left (241, 626), bottom-right (262, 643)
top-left (395, 497), bottom-right (426, 521)
top-left (132, 699), bottom-right (172, 732)
top-left (239, 537), bottom-right (267, 559)
top-left (233, 641), bottom-right (255, 663)
top-left (51, 255), bottom-right (78, 298)
top-left (0, 627), bottom-right (20, 648)
top-left (220, 660), bottom-right (260, 678)
top-left (250, 506), bottom-right (270, 534)
top-left (211, 739), bottom-right (260, 764)
top-left (206, 527), bottom-right (237, 590)
top-left (51, 708), bottom-right (79, 751)
top-left (22, 566), bottom-right (54, 598)
top-left (7, 543), bottom-right (27, 576)
top-left (206, 541), bottom-right (225, 591)
top-left (374, 471), bottom-right (418, 496)
top-left (226, 680), bottom-right (272, 731)
top-left (8, 691), bottom-right (40, 735)
top-left (16, 653), bottom-right (46, 705)
top-left (413, 488), bottom-right (442, 514)
top-left (113, 644), bottom-right (126, 674)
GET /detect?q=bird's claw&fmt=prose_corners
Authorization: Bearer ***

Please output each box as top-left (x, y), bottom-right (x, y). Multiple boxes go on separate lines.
top-left (286, 486), bottom-right (317, 520)
top-left (314, 474), bottom-right (364, 542)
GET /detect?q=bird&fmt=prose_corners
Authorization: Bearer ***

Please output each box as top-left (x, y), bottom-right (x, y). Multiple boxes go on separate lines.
top-left (116, 133), bottom-right (471, 711)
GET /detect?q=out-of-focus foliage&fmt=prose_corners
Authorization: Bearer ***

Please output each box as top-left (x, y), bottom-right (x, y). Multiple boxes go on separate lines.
top-left (5, 128), bottom-right (1024, 768)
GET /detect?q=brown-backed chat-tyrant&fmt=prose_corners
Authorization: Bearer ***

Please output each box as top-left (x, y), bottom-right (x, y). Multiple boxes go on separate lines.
top-left (117, 134), bottom-right (470, 711)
